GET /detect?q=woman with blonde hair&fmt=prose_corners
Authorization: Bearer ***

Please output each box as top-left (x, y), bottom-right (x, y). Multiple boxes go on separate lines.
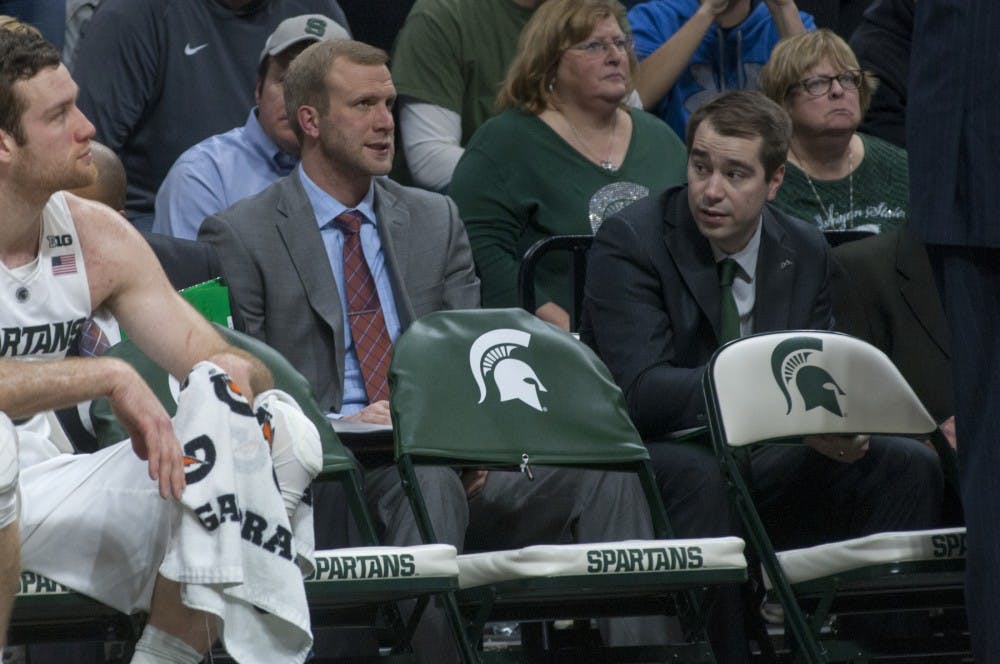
top-left (450, 0), bottom-right (686, 330)
top-left (760, 28), bottom-right (909, 233)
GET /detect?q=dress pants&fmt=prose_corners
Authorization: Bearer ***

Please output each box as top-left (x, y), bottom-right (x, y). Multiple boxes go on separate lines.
top-left (649, 434), bottom-right (943, 661)
top-left (365, 464), bottom-right (667, 662)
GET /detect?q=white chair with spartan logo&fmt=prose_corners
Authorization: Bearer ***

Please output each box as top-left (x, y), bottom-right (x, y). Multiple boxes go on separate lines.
top-left (703, 330), bottom-right (967, 662)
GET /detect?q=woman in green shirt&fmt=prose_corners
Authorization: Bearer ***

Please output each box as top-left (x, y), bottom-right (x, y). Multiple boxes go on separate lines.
top-left (760, 29), bottom-right (909, 234)
top-left (450, 0), bottom-right (687, 330)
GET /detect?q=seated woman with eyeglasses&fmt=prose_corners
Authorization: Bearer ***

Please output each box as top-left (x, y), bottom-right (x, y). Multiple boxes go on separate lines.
top-left (760, 29), bottom-right (909, 233)
top-left (449, 0), bottom-right (686, 331)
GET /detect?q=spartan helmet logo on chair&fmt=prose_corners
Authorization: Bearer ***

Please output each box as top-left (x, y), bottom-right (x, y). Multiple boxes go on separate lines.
top-left (469, 329), bottom-right (547, 412)
top-left (770, 336), bottom-right (846, 417)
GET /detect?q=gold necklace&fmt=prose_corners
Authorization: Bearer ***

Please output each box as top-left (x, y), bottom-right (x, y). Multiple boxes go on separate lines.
top-left (563, 110), bottom-right (619, 173)
top-left (791, 145), bottom-right (854, 229)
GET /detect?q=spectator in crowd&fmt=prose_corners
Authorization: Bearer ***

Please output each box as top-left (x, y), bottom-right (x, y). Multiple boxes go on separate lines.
top-left (201, 38), bottom-right (665, 661)
top-left (153, 14), bottom-right (348, 240)
top-left (0, 1), bottom-right (63, 46)
top-left (850, 0), bottom-right (913, 148)
top-left (796, 0), bottom-right (869, 39)
top-left (338, 0), bottom-right (414, 52)
top-left (69, 140), bottom-right (127, 213)
top-left (72, 0), bottom-right (350, 230)
top-left (908, 2), bottom-right (1000, 657)
top-left (0, 29), bottom-right (321, 661)
top-left (760, 29), bottom-right (908, 232)
top-left (628, 0), bottom-right (813, 138)
top-left (63, 0), bottom-right (98, 68)
top-left (582, 90), bottom-right (944, 661)
top-left (392, 0), bottom-right (545, 192)
top-left (451, 0), bottom-right (687, 331)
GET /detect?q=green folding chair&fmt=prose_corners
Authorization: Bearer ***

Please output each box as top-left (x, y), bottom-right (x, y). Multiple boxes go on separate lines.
top-left (79, 325), bottom-right (461, 656)
top-left (703, 330), bottom-right (968, 662)
top-left (389, 308), bottom-right (749, 663)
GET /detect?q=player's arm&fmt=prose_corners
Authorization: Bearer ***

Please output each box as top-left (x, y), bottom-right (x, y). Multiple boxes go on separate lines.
top-left (72, 196), bottom-right (271, 395)
top-left (0, 354), bottom-right (186, 499)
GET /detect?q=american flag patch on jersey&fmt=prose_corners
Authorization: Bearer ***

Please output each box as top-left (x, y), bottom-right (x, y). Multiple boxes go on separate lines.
top-left (51, 254), bottom-right (77, 276)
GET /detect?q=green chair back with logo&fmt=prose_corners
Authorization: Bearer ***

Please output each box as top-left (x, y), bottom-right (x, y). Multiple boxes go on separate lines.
top-left (88, 324), bottom-right (457, 656)
top-left (390, 308), bottom-right (749, 663)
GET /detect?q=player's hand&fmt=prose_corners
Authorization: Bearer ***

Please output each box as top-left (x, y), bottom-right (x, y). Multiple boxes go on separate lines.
top-left (805, 434), bottom-right (870, 464)
top-left (343, 400), bottom-right (392, 425)
top-left (106, 360), bottom-right (185, 500)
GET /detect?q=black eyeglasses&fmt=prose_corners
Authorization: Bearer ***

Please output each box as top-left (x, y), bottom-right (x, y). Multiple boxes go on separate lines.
top-left (569, 36), bottom-right (634, 58)
top-left (793, 70), bottom-right (863, 96)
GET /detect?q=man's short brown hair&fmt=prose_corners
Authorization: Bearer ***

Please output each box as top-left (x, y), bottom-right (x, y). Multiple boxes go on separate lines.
top-left (283, 40), bottom-right (389, 143)
top-left (0, 28), bottom-right (61, 145)
top-left (685, 90), bottom-right (792, 180)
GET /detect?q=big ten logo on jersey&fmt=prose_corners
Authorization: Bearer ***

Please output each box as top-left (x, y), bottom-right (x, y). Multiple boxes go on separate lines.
top-left (46, 234), bottom-right (73, 249)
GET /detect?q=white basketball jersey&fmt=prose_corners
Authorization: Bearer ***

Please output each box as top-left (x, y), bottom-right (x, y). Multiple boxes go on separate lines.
top-left (0, 192), bottom-right (90, 361)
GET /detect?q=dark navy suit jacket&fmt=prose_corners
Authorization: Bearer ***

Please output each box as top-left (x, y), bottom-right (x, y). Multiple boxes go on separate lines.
top-left (581, 185), bottom-right (833, 439)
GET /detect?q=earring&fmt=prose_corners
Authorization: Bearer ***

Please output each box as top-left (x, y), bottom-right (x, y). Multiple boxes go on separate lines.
top-left (548, 79), bottom-right (555, 93)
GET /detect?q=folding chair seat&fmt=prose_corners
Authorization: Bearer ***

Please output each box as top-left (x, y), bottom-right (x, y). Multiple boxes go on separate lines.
top-left (10, 571), bottom-right (141, 646)
top-left (80, 325), bottom-right (461, 657)
top-left (703, 330), bottom-right (968, 662)
top-left (389, 307), bottom-right (749, 662)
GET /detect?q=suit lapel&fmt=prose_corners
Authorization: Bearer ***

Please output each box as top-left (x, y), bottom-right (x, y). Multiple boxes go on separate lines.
top-left (753, 207), bottom-right (797, 333)
top-left (373, 181), bottom-right (416, 329)
top-left (662, 192), bottom-right (721, 338)
top-left (896, 229), bottom-right (951, 357)
top-left (273, 175), bottom-right (347, 383)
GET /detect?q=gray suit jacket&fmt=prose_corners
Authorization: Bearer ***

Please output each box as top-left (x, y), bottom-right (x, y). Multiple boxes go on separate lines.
top-left (200, 172), bottom-right (480, 412)
top-left (581, 185), bottom-right (833, 438)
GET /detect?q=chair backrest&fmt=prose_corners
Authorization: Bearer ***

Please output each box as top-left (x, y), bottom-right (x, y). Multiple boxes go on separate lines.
top-left (704, 330), bottom-right (936, 448)
top-left (517, 234), bottom-right (593, 331)
top-left (389, 308), bottom-right (648, 467)
top-left (90, 324), bottom-right (348, 471)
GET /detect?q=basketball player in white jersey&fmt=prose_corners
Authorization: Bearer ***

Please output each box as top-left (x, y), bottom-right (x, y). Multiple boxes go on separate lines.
top-left (0, 29), bottom-right (304, 662)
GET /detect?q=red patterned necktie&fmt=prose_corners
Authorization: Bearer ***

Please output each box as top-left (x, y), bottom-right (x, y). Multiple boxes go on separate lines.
top-left (336, 210), bottom-right (392, 403)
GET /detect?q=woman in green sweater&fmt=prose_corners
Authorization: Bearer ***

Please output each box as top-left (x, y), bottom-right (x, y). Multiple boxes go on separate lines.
top-left (760, 29), bottom-right (909, 234)
top-left (450, 0), bottom-right (687, 330)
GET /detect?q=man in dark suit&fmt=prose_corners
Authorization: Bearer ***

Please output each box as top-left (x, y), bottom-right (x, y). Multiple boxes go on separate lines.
top-left (583, 90), bottom-right (943, 660)
top-left (907, 1), bottom-right (1000, 657)
top-left (202, 38), bottom-right (662, 661)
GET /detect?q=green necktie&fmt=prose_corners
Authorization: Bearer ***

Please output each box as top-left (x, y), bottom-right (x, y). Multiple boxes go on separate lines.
top-left (718, 258), bottom-right (740, 344)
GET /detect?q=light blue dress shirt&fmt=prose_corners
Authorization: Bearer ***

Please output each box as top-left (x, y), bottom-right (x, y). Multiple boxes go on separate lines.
top-left (154, 109), bottom-right (299, 240)
top-left (298, 168), bottom-right (403, 416)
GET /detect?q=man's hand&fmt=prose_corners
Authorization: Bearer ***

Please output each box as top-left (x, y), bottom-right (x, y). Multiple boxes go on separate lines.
top-left (461, 469), bottom-right (488, 499)
top-left (700, 0), bottom-right (737, 17)
top-left (805, 433), bottom-right (870, 464)
top-left (535, 302), bottom-right (570, 332)
top-left (105, 360), bottom-right (185, 500)
top-left (343, 400), bottom-right (392, 425)
top-left (939, 416), bottom-right (957, 450)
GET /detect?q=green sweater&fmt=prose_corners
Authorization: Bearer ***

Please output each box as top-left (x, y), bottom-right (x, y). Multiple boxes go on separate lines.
top-left (773, 133), bottom-right (908, 232)
top-left (451, 108), bottom-right (687, 313)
